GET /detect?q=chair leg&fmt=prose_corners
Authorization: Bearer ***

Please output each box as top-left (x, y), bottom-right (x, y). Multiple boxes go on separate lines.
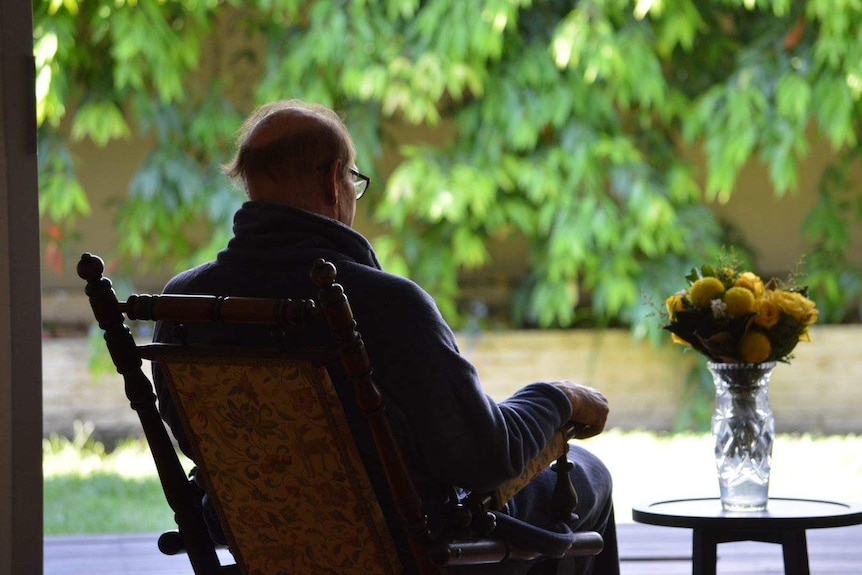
top-left (524, 558), bottom-right (561, 574)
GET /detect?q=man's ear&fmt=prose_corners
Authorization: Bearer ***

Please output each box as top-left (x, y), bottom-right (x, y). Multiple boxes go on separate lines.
top-left (322, 159), bottom-right (342, 207)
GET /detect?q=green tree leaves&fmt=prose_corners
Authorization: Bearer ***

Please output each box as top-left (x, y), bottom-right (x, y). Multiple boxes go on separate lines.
top-left (35, 0), bottom-right (862, 329)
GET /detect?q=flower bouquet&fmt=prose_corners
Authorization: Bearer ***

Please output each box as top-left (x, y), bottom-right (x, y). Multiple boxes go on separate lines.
top-left (664, 264), bottom-right (818, 364)
top-left (664, 263), bottom-right (818, 511)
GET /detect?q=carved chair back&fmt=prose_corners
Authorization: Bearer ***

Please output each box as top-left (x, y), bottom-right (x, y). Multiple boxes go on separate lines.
top-left (77, 253), bottom-right (602, 575)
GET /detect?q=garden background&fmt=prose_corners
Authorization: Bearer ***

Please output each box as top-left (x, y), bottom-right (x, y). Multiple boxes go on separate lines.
top-left (32, 0), bottom-right (862, 534)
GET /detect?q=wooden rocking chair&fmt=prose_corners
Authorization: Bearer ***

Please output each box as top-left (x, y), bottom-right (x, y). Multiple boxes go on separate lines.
top-left (78, 253), bottom-right (603, 575)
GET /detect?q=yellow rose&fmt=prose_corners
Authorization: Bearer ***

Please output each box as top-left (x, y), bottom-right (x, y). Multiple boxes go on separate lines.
top-left (801, 303), bottom-right (819, 327)
top-left (739, 330), bottom-right (772, 364)
top-left (734, 272), bottom-right (765, 297)
top-left (666, 293), bottom-right (686, 321)
top-left (688, 277), bottom-right (725, 309)
top-left (771, 290), bottom-right (818, 326)
top-left (723, 286), bottom-right (756, 317)
top-left (754, 294), bottom-right (781, 329)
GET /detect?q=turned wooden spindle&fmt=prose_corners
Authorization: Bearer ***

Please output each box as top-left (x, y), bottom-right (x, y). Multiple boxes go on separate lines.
top-left (77, 253), bottom-right (221, 573)
top-left (310, 257), bottom-right (443, 575)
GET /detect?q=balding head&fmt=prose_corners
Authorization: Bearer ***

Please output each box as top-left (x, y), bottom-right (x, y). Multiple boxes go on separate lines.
top-left (223, 100), bottom-right (355, 204)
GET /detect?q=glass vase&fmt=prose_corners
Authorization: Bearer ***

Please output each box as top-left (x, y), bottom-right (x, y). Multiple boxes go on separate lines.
top-left (708, 361), bottom-right (777, 512)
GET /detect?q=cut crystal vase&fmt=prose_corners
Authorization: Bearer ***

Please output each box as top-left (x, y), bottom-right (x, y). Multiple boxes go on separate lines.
top-left (709, 361), bottom-right (777, 511)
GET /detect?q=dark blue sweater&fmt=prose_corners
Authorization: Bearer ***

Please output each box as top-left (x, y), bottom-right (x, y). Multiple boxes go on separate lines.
top-left (153, 201), bottom-right (576, 539)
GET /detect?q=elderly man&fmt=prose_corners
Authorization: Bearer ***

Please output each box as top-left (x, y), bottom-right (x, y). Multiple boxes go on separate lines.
top-left (153, 100), bottom-right (619, 575)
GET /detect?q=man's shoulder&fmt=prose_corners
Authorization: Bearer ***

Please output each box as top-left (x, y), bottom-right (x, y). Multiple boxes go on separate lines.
top-left (162, 261), bottom-right (220, 294)
top-left (333, 262), bottom-right (449, 327)
top-left (161, 257), bottom-right (437, 316)
top-left (337, 262), bottom-right (430, 302)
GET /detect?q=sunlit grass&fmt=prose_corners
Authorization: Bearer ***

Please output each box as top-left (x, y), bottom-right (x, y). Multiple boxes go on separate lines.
top-left (43, 422), bottom-right (192, 535)
top-left (43, 427), bottom-right (158, 480)
top-left (44, 423), bottom-right (862, 534)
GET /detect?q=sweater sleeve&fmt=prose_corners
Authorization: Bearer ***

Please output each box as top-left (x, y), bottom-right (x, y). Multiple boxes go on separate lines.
top-left (346, 269), bottom-right (573, 494)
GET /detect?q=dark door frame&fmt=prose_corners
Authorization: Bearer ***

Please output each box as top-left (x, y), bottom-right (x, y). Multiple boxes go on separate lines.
top-left (0, 0), bottom-right (44, 573)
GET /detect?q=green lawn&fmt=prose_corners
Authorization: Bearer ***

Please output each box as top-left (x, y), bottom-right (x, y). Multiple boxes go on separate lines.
top-left (43, 431), bottom-right (192, 534)
top-left (43, 429), bottom-right (862, 534)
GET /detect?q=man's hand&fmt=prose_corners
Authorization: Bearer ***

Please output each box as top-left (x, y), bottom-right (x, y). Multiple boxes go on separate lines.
top-left (550, 381), bottom-right (609, 439)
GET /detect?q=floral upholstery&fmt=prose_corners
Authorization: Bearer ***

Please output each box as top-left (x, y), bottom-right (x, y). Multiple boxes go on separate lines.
top-left (156, 354), bottom-right (403, 575)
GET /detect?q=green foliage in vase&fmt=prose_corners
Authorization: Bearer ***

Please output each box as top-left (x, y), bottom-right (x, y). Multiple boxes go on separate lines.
top-left (34, 0), bottom-right (862, 332)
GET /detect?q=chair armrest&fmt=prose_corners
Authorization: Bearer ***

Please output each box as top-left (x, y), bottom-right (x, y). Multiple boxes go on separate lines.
top-left (429, 423), bottom-right (604, 568)
top-left (429, 527), bottom-right (604, 566)
top-left (488, 423), bottom-right (576, 510)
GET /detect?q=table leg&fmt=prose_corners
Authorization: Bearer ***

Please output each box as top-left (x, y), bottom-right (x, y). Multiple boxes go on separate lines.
top-left (692, 528), bottom-right (717, 575)
top-left (781, 529), bottom-right (810, 575)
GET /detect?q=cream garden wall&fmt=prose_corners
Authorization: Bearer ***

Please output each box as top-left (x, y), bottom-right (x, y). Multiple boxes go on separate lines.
top-left (465, 326), bottom-right (860, 435)
top-left (43, 325), bottom-right (860, 440)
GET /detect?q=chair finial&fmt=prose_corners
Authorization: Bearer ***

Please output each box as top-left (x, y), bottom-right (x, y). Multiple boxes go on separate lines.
top-left (77, 253), bottom-right (105, 282)
top-left (310, 258), bottom-right (337, 288)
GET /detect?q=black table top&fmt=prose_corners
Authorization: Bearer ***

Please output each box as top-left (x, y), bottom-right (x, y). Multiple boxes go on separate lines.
top-left (632, 497), bottom-right (862, 531)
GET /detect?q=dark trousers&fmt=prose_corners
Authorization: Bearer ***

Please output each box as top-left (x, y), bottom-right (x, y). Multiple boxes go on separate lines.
top-left (449, 444), bottom-right (620, 575)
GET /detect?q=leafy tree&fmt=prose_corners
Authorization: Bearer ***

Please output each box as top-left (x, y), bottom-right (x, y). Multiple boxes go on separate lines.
top-left (34, 0), bottom-right (862, 333)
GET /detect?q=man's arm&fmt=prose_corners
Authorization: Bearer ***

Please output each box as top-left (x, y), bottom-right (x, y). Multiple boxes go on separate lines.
top-left (345, 267), bottom-right (605, 494)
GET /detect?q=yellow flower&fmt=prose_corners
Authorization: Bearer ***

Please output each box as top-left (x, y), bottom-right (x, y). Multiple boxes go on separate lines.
top-left (665, 262), bottom-right (818, 364)
top-left (688, 277), bottom-right (725, 309)
top-left (723, 287), bottom-right (756, 317)
top-left (671, 333), bottom-right (691, 347)
top-left (665, 293), bottom-right (686, 321)
top-left (734, 272), bottom-right (765, 297)
top-left (739, 330), bottom-right (772, 363)
top-left (754, 294), bottom-right (780, 329)
top-left (771, 290), bottom-right (819, 326)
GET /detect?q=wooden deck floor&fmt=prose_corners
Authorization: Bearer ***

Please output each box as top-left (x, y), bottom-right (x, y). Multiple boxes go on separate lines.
top-left (44, 522), bottom-right (862, 574)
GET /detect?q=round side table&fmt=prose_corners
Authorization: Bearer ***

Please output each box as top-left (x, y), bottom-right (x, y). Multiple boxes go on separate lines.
top-left (632, 497), bottom-right (862, 575)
